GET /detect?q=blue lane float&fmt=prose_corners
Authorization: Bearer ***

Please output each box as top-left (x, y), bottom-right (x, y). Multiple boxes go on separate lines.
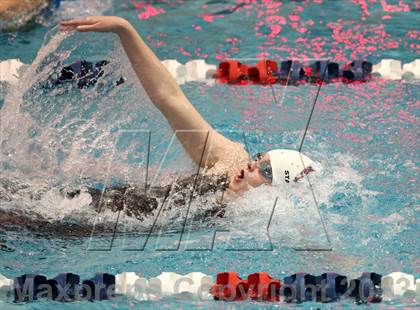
top-left (13, 274), bottom-right (47, 302)
top-left (51, 273), bottom-right (80, 301)
top-left (282, 272), bottom-right (317, 303)
top-left (82, 273), bottom-right (115, 301)
top-left (308, 61), bottom-right (340, 83)
top-left (275, 60), bottom-right (305, 84)
top-left (342, 60), bottom-right (373, 83)
top-left (315, 272), bottom-right (348, 303)
top-left (348, 272), bottom-right (382, 304)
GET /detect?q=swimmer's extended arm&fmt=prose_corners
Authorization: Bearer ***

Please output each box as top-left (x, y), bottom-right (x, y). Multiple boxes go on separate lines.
top-left (60, 16), bottom-right (246, 169)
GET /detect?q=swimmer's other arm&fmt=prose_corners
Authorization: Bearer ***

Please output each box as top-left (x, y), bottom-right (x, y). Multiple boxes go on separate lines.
top-left (60, 16), bottom-right (246, 169)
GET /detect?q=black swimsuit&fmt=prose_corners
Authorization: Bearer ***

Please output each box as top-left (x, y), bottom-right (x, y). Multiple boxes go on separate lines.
top-left (89, 174), bottom-right (229, 222)
top-left (0, 174), bottom-right (230, 237)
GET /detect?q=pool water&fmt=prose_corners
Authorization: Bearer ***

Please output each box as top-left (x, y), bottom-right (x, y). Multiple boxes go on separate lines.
top-left (0, 0), bottom-right (419, 309)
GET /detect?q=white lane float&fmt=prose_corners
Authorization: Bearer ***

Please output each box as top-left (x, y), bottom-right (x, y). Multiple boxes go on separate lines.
top-left (381, 272), bottom-right (416, 300)
top-left (372, 59), bottom-right (404, 80)
top-left (402, 59), bottom-right (420, 80)
top-left (162, 59), bottom-right (216, 85)
top-left (115, 272), bottom-right (154, 301)
top-left (148, 272), bottom-right (213, 300)
top-left (161, 59), bottom-right (186, 85)
top-left (185, 60), bottom-right (217, 84)
top-left (0, 273), bottom-right (12, 301)
top-left (115, 271), bottom-right (213, 301)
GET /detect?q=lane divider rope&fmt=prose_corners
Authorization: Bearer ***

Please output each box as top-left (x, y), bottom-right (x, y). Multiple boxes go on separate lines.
top-left (0, 271), bottom-right (418, 304)
top-left (0, 59), bottom-right (419, 87)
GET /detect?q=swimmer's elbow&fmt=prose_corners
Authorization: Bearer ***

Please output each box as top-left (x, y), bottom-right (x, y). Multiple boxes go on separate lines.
top-left (150, 86), bottom-right (184, 108)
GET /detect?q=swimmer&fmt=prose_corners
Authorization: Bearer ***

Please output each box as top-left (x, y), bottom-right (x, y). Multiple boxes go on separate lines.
top-left (1, 16), bottom-right (318, 235)
top-left (60, 16), bottom-right (316, 197)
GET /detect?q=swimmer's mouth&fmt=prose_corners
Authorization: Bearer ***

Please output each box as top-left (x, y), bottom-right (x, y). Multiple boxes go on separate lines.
top-left (232, 169), bottom-right (245, 182)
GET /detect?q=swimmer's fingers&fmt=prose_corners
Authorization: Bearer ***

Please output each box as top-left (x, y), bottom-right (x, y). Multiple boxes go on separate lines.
top-left (76, 24), bottom-right (101, 32)
top-left (60, 17), bottom-right (100, 27)
top-left (59, 17), bottom-right (101, 31)
top-left (60, 16), bottom-right (127, 33)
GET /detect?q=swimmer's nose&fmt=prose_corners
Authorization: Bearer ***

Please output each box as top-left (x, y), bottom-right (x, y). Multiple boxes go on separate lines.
top-left (247, 161), bottom-right (257, 171)
top-left (234, 170), bottom-right (244, 182)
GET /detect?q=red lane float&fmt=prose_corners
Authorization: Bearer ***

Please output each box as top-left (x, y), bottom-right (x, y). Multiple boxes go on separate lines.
top-left (248, 60), bottom-right (278, 84)
top-left (210, 272), bottom-right (249, 301)
top-left (210, 272), bottom-right (281, 301)
top-left (248, 272), bottom-right (281, 301)
top-left (216, 60), bottom-right (249, 84)
top-left (216, 60), bottom-right (279, 84)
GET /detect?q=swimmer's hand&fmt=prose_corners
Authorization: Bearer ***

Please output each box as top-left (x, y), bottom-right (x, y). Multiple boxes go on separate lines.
top-left (60, 16), bottom-right (130, 35)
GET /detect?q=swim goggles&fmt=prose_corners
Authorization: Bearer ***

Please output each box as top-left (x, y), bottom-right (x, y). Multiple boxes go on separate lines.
top-left (253, 152), bottom-right (273, 182)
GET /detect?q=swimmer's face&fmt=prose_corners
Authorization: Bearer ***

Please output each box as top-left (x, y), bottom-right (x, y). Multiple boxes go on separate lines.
top-left (229, 152), bottom-right (272, 194)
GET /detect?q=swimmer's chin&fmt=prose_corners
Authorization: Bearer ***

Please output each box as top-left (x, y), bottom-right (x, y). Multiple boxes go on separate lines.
top-left (223, 188), bottom-right (241, 202)
top-left (224, 182), bottom-right (270, 203)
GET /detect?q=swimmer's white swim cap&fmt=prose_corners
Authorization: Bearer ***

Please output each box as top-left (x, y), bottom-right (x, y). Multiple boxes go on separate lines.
top-left (267, 149), bottom-right (315, 185)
